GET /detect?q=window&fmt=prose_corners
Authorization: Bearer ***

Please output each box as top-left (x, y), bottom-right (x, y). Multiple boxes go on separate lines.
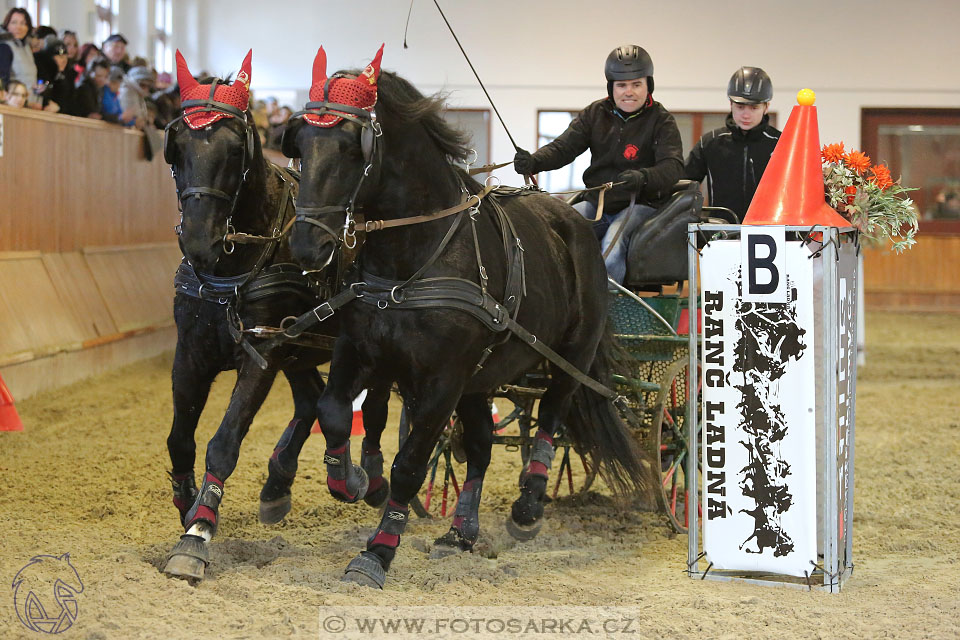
top-left (153, 0), bottom-right (173, 73)
top-left (15, 0), bottom-right (47, 26)
top-left (441, 109), bottom-right (491, 170)
top-left (862, 108), bottom-right (960, 232)
top-left (95, 0), bottom-right (118, 46)
top-left (535, 109), bottom-right (770, 193)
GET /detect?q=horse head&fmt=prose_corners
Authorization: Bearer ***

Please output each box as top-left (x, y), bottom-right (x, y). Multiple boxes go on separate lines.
top-left (166, 49), bottom-right (258, 273)
top-left (285, 44), bottom-right (384, 273)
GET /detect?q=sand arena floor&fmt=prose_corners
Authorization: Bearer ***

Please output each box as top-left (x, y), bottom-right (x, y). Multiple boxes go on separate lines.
top-left (1, 310), bottom-right (958, 639)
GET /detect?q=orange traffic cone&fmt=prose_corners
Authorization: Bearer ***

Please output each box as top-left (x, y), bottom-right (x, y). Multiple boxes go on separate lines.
top-left (310, 389), bottom-right (365, 436)
top-left (742, 89), bottom-right (850, 227)
top-left (0, 374), bottom-right (23, 432)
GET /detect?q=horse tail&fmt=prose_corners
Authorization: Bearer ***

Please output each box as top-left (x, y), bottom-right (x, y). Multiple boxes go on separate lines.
top-left (563, 324), bottom-right (654, 498)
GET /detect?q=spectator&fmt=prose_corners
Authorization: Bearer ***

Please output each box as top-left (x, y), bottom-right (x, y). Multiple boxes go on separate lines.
top-left (266, 105), bottom-right (292, 150)
top-left (3, 78), bottom-right (28, 108)
top-left (60, 30), bottom-right (80, 88)
top-left (31, 25), bottom-right (56, 53)
top-left (76, 43), bottom-right (100, 75)
top-left (119, 65), bottom-right (151, 129)
top-left (101, 66), bottom-right (126, 124)
top-left (101, 33), bottom-right (130, 72)
top-left (34, 36), bottom-right (75, 113)
top-left (0, 8), bottom-right (41, 108)
top-left (74, 57), bottom-right (109, 119)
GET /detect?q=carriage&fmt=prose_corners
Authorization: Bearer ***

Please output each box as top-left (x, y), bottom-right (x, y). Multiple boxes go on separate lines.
top-left (161, 46), bottom-right (735, 586)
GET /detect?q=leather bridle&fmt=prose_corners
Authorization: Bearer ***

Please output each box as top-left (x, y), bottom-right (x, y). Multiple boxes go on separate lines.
top-left (165, 80), bottom-right (256, 256)
top-left (285, 73), bottom-right (383, 260)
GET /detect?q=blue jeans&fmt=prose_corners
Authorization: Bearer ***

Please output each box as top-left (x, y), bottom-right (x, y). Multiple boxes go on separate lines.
top-left (573, 200), bottom-right (657, 285)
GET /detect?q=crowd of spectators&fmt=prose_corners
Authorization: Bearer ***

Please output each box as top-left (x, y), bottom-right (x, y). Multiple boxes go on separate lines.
top-left (0, 7), bottom-right (179, 130)
top-left (1, 7), bottom-right (300, 155)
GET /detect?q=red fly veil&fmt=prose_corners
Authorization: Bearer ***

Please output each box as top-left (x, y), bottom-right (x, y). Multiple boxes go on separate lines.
top-left (304, 44), bottom-right (383, 127)
top-left (176, 49), bottom-right (252, 129)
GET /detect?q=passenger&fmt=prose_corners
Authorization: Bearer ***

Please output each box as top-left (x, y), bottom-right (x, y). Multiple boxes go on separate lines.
top-left (513, 45), bottom-right (683, 284)
top-left (685, 67), bottom-right (781, 219)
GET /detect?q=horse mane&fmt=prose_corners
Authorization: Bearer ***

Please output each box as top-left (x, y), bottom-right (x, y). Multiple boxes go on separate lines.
top-left (342, 69), bottom-right (472, 163)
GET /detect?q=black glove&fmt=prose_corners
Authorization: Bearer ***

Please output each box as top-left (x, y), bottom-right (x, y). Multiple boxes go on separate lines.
top-left (617, 169), bottom-right (647, 194)
top-left (514, 148), bottom-right (536, 175)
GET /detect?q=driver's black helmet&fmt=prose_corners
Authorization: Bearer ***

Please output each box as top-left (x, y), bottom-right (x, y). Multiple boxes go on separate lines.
top-left (604, 45), bottom-right (654, 93)
top-left (728, 66), bottom-right (773, 104)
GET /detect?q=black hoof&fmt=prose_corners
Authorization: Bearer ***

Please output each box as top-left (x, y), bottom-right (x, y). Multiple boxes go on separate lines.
top-left (162, 534), bottom-right (209, 581)
top-left (505, 516), bottom-right (543, 541)
top-left (342, 551), bottom-right (385, 589)
top-left (330, 465), bottom-right (369, 504)
top-left (363, 477), bottom-right (390, 509)
top-left (259, 495), bottom-right (292, 525)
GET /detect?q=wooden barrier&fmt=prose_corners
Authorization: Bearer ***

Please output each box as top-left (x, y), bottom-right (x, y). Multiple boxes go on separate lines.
top-left (0, 107), bottom-right (182, 400)
top-left (0, 105), bottom-right (178, 252)
top-left (862, 234), bottom-right (960, 311)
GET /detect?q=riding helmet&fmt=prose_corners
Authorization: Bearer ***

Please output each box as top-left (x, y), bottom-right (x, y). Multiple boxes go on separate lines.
top-left (604, 45), bottom-right (654, 93)
top-left (727, 66), bottom-right (773, 104)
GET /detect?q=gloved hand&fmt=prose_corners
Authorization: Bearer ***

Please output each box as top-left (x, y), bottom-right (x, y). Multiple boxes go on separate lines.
top-left (513, 148), bottom-right (536, 175)
top-left (617, 169), bottom-right (648, 193)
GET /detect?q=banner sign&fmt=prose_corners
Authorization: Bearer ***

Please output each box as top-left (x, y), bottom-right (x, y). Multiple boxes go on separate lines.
top-left (836, 242), bottom-right (857, 555)
top-left (700, 239), bottom-right (817, 577)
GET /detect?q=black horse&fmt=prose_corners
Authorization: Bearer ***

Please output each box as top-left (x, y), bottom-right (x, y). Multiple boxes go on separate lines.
top-left (160, 50), bottom-right (392, 582)
top-left (281, 46), bottom-right (650, 589)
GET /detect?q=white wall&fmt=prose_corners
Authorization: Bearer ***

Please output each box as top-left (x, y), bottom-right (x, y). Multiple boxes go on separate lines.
top-left (83, 0), bottom-right (960, 182)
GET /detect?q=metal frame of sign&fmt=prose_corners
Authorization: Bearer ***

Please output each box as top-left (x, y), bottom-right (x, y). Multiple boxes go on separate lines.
top-left (685, 225), bottom-right (857, 592)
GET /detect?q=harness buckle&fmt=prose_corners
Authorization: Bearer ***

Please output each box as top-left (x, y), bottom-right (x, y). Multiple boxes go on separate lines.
top-left (223, 223), bottom-right (236, 254)
top-left (390, 286), bottom-right (406, 304)
top-left (313, 302), bottom-right (335, 324)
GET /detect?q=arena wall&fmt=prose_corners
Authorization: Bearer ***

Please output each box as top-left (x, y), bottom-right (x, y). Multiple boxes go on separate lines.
top-left (0, 106), bottom-right (180, 400)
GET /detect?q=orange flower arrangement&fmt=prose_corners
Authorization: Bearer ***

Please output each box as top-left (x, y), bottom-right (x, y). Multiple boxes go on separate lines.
top-left (821, 142), bottom-right (846, 165)
top-left (821, 143), bottom-right (917, 252)
top-left (868, 163), bottom-right (893, 190)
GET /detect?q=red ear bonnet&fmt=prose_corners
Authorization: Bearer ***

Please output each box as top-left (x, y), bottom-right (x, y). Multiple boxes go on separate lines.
top-left (304, 44), bottom-right (384, 128)
top-left (177, 49), bottom-right (253, 129)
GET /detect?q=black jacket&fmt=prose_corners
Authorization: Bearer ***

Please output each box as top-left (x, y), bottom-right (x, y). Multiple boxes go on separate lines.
top-left (685, 113), bottom-right (780, 219)
top-left (530, 96), bottom-right (684, 211)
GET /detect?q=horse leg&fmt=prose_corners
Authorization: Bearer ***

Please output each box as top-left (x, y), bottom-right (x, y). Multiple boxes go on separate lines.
top-left (163, 358), bottom-right (278, 581)
top-left (358, 383), bottom-right (392, 509)
top-left (167, 341), bottom-right (216, 526)
top-left (432, 393), bottom-right (493, 557)
top-left (507, 373), bottom-right (578, 541)
top-left (342, 378), bottom-right (462, 589)
top-left (259, 367), bottom-right (324, 524)
top-left (315, 341), bottom-right (370, 504)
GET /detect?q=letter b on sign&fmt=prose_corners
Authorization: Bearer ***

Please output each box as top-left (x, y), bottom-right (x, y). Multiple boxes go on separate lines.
top-left (742, 227), bottom-right (786, 302)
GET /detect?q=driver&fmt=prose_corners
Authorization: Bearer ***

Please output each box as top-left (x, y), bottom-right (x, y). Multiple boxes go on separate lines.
top-left (513, 45), bottom-right (683, 285)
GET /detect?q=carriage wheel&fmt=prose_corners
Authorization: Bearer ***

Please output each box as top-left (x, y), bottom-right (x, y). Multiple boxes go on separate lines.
top-left (650, 357), bottom-right (702, 534)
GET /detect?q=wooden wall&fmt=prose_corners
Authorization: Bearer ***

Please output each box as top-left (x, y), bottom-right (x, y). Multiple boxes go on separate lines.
top-left (863, 234), bottom-right (960, 311)
top-left (0, 107), bottom-right (181, 400)
top-left (0, 106), bottom-right (178, 251)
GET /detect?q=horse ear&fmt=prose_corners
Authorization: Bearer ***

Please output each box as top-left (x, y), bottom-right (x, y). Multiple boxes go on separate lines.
top-left (233, 49), bottom-right (252, 109)
top-left (175, 50), bottom-right (199, 96)
top-left (234, 49), bottom-right (252, 90)
top-left (361, 43), bottom-right (385, 87)
top-left (312, 46), bottom-right (327, 87)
